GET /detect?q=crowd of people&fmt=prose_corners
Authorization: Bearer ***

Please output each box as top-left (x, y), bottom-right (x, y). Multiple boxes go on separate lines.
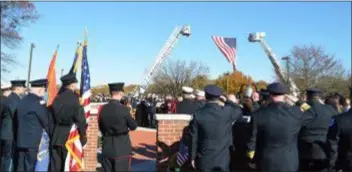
top-left (1, 71), bottom-right (352, 172)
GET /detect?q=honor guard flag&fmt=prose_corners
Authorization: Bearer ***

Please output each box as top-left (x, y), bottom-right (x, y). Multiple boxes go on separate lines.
top-left (69, 43), bottom-right (83, 74)
top-left (65, 31), bottom-right (91, 171)
top-left (212, 36), bottom-right (237, 71)
top-left (35, 46), bottom-right (60, 171)
top-left (46, 45), bottom-right (59, 106)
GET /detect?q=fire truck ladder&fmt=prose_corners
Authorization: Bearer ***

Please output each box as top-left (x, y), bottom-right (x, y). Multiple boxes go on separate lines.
top-left (133, 25), bottom-right (191, 97)
top-left (248, 32), bottom-right (300, 98)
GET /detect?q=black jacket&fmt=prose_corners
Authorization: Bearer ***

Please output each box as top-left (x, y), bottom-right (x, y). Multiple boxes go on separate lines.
top-left (99, 99), bottom-right (137, 158)
top-left (50, 89), bottom-right (86, 146)
top-left (16, 93), bottom-right (52, 148)
top-left (189, 101), bottom-right (242, 171)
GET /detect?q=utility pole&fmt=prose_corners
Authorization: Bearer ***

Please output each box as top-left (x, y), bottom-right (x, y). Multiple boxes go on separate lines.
top-left (281, 56), bottom-right (290, 92)
top-left (61, 69), bottom-right (64, 77)
top-left (27, 43), bottom-right (35, 89)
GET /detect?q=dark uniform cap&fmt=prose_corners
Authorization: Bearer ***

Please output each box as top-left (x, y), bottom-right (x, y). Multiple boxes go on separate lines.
top-left (267, 82), bottom-right (288, 95)
top-left (204, 85), bottom-right (222, 97)
top-left (60, 73), bottom-right (78, 86)
top-left (108, 82), bottom-right (124, 92)
top-left (10, 80), bottom-right (26, 87)
top-left (30, 79), bottom-right (48, 87)
top-left (306, 88), bottom-right (322, 97)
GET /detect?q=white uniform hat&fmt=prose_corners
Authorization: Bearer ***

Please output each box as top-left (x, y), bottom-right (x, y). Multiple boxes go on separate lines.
top-left (195, 90), bottom-right (205, 97)
top-left (1, 83), bottom-right (11, 90)
top-left (182, 86), bottom-right (193, 94)
top-left (190, 94), bottom-right (195, 99)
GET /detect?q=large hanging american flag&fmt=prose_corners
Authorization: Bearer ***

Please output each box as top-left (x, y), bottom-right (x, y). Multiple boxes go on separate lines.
top-left (211, 36), bottom-right (237, 71)
top-left (64, 35), bottom-right (91, 171)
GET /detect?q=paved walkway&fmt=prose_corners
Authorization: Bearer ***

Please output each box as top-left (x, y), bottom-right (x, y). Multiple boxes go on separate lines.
top-left (97, 127), bottom-right (157, 172)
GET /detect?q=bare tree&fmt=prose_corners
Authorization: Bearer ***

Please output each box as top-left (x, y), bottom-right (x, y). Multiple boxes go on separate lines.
top-left (1, 1), bottom-right (39, 75)
top-left (285, 45), bottom-right (347, 94)
top-left (148, 59), bottom-right (209, 97)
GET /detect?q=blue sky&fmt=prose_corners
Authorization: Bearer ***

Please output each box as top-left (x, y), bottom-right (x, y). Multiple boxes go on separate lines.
top-left (3, 2), bottom-right (351, 86)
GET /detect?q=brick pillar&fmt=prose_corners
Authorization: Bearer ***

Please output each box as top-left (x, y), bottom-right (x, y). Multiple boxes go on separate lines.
top-left (155, 114), bottom-right (192, 172)
top-left (84, 109), bottom-right (99, 171)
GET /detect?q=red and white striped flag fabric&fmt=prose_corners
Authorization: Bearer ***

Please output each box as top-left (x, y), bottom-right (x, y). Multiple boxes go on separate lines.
top-left (64, 38), bottom-right (91, 171)
top-left (212, 36), bottom-right (237, 71)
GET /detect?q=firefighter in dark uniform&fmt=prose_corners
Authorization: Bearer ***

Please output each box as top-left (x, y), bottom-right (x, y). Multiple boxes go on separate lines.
top-left (232, 95), bottom-right (257, 171)
top-left (189, 85), bottom-right (243, 172)
top-left (50, 73), bottom-right (87, 171)
top-left (15, 79), bottom-right (52, 171)
top-left (98, 82), bottom-right (137, 172)
top-left (327, 89), bottom-right (352, 171)
top-left (195, 90), bottom-right (206, 109)
top-left (1, 80), bottom-right (26, 171)
top-left (247, 82), bottom-right (315, 172)
top-left (299, 88), bottom-right (338, 171)
top-left (176, 86), bottom-right (197, 115)
top-left (0, 84), bottom-right (12, 167)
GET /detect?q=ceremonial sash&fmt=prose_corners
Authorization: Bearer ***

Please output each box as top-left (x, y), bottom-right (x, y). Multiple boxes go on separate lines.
top-left (35, 129), bottom-right (50, 171)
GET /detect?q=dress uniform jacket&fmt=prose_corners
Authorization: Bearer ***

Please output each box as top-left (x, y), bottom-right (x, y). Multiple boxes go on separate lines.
top-left (16, 93), bottom-right (51, 148)
top-left (49, 89), bottom-right (86, 171)
top-left (189, 101), bottom-right (242, 172)
top-left (1, 92), bottom-right (20, 140)
top-left (98, 99), bottom-right (137, 172)
top-left (15, 93), bottom-right (52, 171)
top-left (0, 92), bottom-right (20, 172)
top-left (176, 98), bottom-right (197, 115)
top-left (299, 100), bottom-right (338, 161)
top-left (50, 89), bottom-right (86, 146)
top-left (328, 108), bottom-right (352, 171)
top-left (247, 102), bottom-right (314, 172)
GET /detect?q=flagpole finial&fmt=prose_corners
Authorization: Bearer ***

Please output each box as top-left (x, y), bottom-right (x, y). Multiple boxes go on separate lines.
top-left (57, 44), bottom-right (60, 49)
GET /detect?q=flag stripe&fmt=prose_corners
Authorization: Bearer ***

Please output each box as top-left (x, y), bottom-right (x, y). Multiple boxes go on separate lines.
top-left (212, 36), bottom-right (237, 71)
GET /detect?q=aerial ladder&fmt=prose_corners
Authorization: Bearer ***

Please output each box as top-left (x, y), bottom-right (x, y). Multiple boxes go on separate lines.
top-left (133, 25), bottom-right (191, 97)
top-left (248, 32), bottom-right (300, 99)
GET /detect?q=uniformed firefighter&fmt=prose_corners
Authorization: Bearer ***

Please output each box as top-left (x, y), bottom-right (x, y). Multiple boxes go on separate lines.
top-left (135, 100), bottom-right (148, 127)
top-left (195, 90), bottom-right (205, 109)
top-left (231, 96), bottom-right (257, 171)
top-left (327, 90), bottom-right (352, 171)
top-left (176, 86), bottom-right (197, 115)
top-left (1, 80), bottom-right (26, 172)
top-left (247, 82), bottom-right (315, 172)
top-left (298, 88), bottom-right (338, 171)
top-left (0, 83), bottom-right (12, 167)
top-left (98, 82), bottom-right (137, 172)
top-left (15, 79), bottom-right (52, 171)
top-left (189, 85), bottom-right (243, 172)
top-left (0, 84), bottom-right (12, 130)
top-left (50, 73), bottom-right (87, 171)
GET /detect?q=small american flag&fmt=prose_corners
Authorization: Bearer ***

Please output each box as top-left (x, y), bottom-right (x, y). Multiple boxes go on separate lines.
top-left (212, 36), bottom-right (237, 71)
top-left (176, 141), bottom-right (189, 167)
top-left (64, 38), bottom-right (91, 171)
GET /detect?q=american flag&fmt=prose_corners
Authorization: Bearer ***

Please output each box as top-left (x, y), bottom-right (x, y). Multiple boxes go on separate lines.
top-left (64, 38), bottom-right (91, 171)
top-left (176, 141), bottom-right (189, 167)
top-left (212, 36), bottom-right (237, 71)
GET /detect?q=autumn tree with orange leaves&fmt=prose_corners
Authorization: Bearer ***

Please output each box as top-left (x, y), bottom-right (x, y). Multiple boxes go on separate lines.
top-left (215, 71), bottom-right (268, 95)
